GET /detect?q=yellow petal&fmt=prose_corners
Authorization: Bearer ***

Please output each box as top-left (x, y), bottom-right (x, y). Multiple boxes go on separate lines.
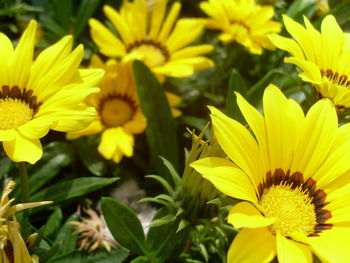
top-left (172, 45), bottom-right (213, 60)
top-left (306, 227), bottom-right (350, 263)
top-left (66, 119), bottom-right (103, 140)
top-left (8, 20), bottom-right (36, 88)
top-left (228, 202), bottom-right (275, 229)
top-left (268, 34), bottom-right (304, 58)
top-left (191, 161), bottom-right (258, 204)
top-left (17, 117), bottom-right (56, 139)
top-left (103, 5), bottom-right (134, 44)
top-left (157, 2), bottom-right (181, 42)
top-left (209, 106), bottom-right (261, 187)
top-left (27, 35), bottom-right (73, 94)
top-left (98, 128), bottom-right (118, 159)
top-left (282, 15), bottom-right (315, 63)
top-left (0, 33), bottom-right (14, 84)
top-left (228, 227), bottom-right (276, 263)
top-left (89, 18), bottom-right (126, 57)
top-left (291, 99), bottom-right (337, 180)
top-left (166, 19), bottom-right (204, 52)
top-left (114, 127), bottom-right (134, 157)
top-left (149, 0), bottom-right (167, 39)
top-left (3, 133), bottom-right (42, 164)
top-left (263, 85), bottom-right (304, 172)
top-left (276, 233), bottom-right (312, 263)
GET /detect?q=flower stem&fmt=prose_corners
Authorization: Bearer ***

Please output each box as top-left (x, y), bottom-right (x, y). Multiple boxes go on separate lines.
top-left (19, 162), bottom-right (29, 202)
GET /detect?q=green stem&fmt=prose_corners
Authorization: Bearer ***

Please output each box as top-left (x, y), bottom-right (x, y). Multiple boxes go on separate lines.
top-left (19, 162), bottom-right (29, 202)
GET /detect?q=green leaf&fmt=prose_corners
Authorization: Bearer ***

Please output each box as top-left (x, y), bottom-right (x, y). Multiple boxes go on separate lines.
top-left (133, 60), bottom-right (179, 178)
top-left (52, 0), bottom-right (72, 33)
top-left (225, 69), bottom-right (247, 123)
top-left (101, 197), bottom-right (148, 256)
top-left (29, 142), bottom-right (74, 195)
top-left (30, 177), bottom-right (118, 203)
top-left (54, 213), bottom-right (79, 255)
top-left (159, 157), bottom-right (181, 186)
top-left (0, 156), bottom-right (13, 180)
top-left (145, 175), bottom-right (174, 195)
top-left (130, 256), bottom-right (152, 263)
top-left (44, 208), bottom-right (63, 241)
top-left (286, 0), bottom-right (316, 20)
top-left (77, 138), bottom-right (107, 176)
top-left (74, 0), bottom-right (101, 40)
top-left (146, 208), bottom-right (187, 262)
top-left (247, 70), bottom-right (285, 106)
top-left (48, 247), bottom-right (129, 263)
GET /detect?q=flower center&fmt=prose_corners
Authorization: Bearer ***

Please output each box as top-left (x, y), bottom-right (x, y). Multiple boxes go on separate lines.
top-left (0, 99), bottom-right (33, 130)
top-left (127, 40), bottom-right (169, 67)
top-left (260, 185), bottom-right (316, 236)
top-left (99, 95), bottom-right (136, 128)
top-left (257, 169), bottom-right (333, 237)
top-left (0, 86), bottom-right (41, 130)
top-left (320, 69), bottom-right (350, 88)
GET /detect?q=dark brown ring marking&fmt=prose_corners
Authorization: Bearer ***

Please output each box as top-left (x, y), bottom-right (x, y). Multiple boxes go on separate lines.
top-left (0, 85), bottom-right (42, 113)
top-left (98, 93), bottom-right (137, 128)
top-left (320, 69), bottom-right (350, 88)
top-left (126, 39), bottom-right (170, 62)
top-left (258, 168), bottom-right (333, 236)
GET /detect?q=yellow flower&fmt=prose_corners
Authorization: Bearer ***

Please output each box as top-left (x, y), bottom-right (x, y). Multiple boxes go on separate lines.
top-left (200, 0), bottom-right (281, 54)
top-left (67, 56), bottom-right (147, 163)
top-left (316, 0), bottom-right (329, 16)
top-left (89, 0), bottom-right (213, 80)
top-left (191, 85), bottom-right (350, 262)
top-left (0, 181), bottom-right (51, 263)
top-left (0, 20), bottom-right (104, 164)
top-left (269, 15), bottom-right (350, 109)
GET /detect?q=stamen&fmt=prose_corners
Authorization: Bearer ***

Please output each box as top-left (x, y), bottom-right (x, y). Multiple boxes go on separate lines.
top-left (258, 169), bottom-right (333, 237)
top-left (98, 93), bottom-right (137, 128)
top-left (0, 85), bottom-right (41, 130)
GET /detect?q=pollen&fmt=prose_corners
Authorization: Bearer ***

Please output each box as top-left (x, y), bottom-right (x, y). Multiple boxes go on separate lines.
top-left (100, 97), bottom-right (135, 128)
top-left (260, 184), bottom-right (317, 236)
top-left (0, 98), bottom-right (34, 130)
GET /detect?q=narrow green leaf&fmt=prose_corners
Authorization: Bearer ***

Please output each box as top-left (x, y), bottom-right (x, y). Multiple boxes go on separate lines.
top-left (52, 0), bottom-right (72, 32)
top-left (247, 70), bottom-right (284, 106)
top-left (130, 256), bottom-right (152, 263)
top-left (225, 69), bottom-right (247, 123)
top-left (44, 208), bottom-right (63, 241)
top-left (146, 208), bottom-right (188, 262)
top-left (74, 0), bottom-right (101, 40)
top-left (148, 214), bottom-right (176, 228)
top-left (30, 178), bottom-right (118, 203)
top-left (54, 213), bottom-right (79, 255)
top-left (145, 175), bottom-right (174, 195)
top-left (77, 138), bottom-right (107, 176)
top-left (29, 142), bottom-right (74, 195)
top-left (0, 157), bottom-right (13, 180)
top-left (159, 157), bottom-right (181, 186)
top-left (101, 197), bottom-right (148, 256)
top-left (133, 60), bottom-right (179, 179)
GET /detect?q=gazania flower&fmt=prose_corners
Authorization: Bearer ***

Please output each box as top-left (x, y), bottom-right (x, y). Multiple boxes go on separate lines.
top-left (89, 0), bottom-right (213, 80)
top-left (0, 20), bottom-right (104, 164)
top-left (191, 85), bottom-right (350, 262)
top-left (67, 56), bottom-right (147, 163)
top-left (70, 206), bottom-right (116, 252)
top-left (269, 15), bottom-right (350, 109)
top-left (0, 181), bottom-right (51, 263)
top-left (200, 0), bottom-right (281, 54)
